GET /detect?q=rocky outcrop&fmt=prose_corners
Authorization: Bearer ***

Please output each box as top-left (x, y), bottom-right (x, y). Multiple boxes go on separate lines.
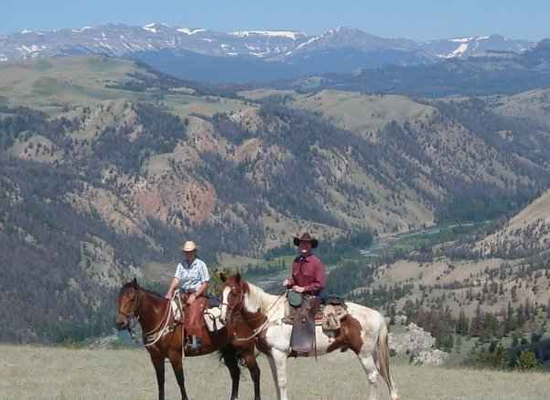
top-left (389, 322), bottom-right (449, 366)
top-left (411, 349), bottom-right (449, 366)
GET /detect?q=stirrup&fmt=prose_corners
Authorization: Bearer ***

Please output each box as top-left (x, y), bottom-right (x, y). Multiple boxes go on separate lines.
top-left (186, 336), bottom-right (203, 350)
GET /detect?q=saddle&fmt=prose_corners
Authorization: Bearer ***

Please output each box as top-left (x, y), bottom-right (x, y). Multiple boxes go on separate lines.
top-left (284, 292), bottom-right (348, 355)
top-left (171, 293), bottom-right (225, 333)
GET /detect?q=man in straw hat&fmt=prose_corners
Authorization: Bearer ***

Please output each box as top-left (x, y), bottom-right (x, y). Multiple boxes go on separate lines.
top-left (165, 240), bottom-right (210, 350)
top-left (283, 232), bottom-right (327, 297)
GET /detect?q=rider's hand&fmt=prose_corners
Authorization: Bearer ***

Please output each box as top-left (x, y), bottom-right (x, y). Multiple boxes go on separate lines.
top-left (164, 291), bottom-right (173, 300)
top-left (292, 286), bottom-right (305, 293)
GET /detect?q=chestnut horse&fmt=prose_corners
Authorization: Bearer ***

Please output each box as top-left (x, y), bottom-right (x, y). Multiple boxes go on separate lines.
top-left (220, 274), bottom-right (399, 400)
top-left (116, 279), bottom-right (262, 400)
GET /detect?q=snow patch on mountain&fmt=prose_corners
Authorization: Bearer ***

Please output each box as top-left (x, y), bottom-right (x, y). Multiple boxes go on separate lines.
top-left (451, 37), bottom-right (475, 43)
top-left (450, 36), bottom-right (491, 43)
top-left (72, 27), bottom-right (93, 33)
top-left (450, 43), bottom-right (469, 57)
top-left (231, 30), bottom-right (305, 40)
top-left (143, 24), bottom-right (158, 33)
top-left (295, 36), bottom-right (321, 51)
top-left (177, 28), bottom-right (206, 35)
top-left (18, 45), bottom-right (44, 54)
top-left (99, 42), bottom-right (114, 51)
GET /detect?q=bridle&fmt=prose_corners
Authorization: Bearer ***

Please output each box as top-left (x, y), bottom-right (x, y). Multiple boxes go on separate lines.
top-left (118, 288), bottom-right (141, 339)
top-left (221, 284), bottom-right (246, 324)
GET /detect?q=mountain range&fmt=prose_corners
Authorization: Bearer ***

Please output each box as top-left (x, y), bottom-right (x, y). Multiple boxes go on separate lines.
top-left (0, 23), bottom-right (537, 82)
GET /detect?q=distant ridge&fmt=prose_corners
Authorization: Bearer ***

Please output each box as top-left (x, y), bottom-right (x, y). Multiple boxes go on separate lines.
top-left (0, 23), bottom-right (536, 82)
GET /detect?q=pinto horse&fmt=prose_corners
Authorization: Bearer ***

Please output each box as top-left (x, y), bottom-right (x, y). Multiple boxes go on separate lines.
top-left (220, 274), bottom-right (399, 400)
top-left (116, 279), bottom-right (262, 400)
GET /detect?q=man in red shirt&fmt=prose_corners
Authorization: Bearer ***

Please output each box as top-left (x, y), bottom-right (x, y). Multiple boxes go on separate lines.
top-left (283, 232), bottom-right (327, 296)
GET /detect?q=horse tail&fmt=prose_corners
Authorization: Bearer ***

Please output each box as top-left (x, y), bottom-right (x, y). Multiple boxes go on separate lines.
top-left (376, 320), bottom-right (398, 400)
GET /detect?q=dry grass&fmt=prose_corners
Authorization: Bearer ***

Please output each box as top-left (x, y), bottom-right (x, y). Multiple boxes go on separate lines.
top-left (291, 90), bottom-right (435, 136)
top-left (0, 345), bottom-right (548, 400)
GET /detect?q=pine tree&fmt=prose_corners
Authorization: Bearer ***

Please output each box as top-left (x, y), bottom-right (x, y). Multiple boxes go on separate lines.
top-left (457, 309), bottom-right (469, 335)
top-left (505, 302), bottom-right (514, 334)
top-left (455, 335), bottom-right (463, 354)
top-left (524, 298), bottom-right (532, 321)
top-left (516, 303), bottom-right (525, 329)
top-left (470, 303), bottom-right (484, 337)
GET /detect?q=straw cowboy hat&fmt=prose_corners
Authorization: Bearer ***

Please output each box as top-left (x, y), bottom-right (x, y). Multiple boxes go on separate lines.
top-left (181, 241), bottom-right (197, 252)
top-left (293, 232), bottom-right (318, 249)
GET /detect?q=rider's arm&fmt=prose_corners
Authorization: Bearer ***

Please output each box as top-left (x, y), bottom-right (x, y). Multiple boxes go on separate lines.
top-left (195, 281), bottom-right (209, 297)
top-left (283, 260), bottom-right (297, 288)
top-left (284, 277), bottom-right (295, 288)
top-left (194, 260), bottom-right (210, 297)
top-left (165, 277), bottom-right (181, 299)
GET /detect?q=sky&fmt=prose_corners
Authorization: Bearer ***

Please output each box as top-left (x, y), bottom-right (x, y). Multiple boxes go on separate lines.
top-left (1, 0), bottom-right (549, 41)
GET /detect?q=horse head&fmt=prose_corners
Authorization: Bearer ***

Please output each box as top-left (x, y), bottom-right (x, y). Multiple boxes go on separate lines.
top-left (219, 272), bottom-right (246, 325)
top-left (115, 278), bottom-right (141, 330)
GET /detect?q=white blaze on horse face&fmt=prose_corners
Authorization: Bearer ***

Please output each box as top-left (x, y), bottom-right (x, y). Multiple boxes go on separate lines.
top-left (221, 286), bottom-right (231, 320)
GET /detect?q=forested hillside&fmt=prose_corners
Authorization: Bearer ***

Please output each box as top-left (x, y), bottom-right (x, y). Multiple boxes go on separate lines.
top-left (2, 55), bottom-right (550, 342)
top-left (286, 39), bottom-right (550, 97)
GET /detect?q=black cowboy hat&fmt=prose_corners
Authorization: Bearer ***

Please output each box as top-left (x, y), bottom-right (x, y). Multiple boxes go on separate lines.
top-left (293, 232), bottom-right (318, 249)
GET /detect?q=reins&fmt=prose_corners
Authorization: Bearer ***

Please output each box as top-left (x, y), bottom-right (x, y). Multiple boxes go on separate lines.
top-left (142, 291), bottom-right (176, 347)
top-left (119, 287), bottom-right (177, 347)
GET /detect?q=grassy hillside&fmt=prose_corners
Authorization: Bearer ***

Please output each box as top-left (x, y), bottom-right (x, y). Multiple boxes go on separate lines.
top-left (1, 345), bottom-right (548, 400)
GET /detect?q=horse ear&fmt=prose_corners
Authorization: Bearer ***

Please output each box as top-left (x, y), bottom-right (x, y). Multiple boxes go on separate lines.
top-left (219, 272), bottom-right (227, 282)
top-left (132, 277), bottom-right (138, 287)
top-left (235, 272), bottom-right (241, 283)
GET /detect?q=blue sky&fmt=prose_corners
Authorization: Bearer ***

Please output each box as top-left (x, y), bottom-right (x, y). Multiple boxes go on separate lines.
top-left (1, 0), bottom-right (549, 41)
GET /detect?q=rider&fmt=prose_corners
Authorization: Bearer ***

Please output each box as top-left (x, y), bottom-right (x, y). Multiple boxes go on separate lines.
top-left (283, 232), bottom-right (327, 298)
top-left (165, 240), bottom-right (210, 350)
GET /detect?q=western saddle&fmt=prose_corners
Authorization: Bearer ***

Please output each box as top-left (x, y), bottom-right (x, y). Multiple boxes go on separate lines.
top-left (283, 291), bottom-right (348, 356)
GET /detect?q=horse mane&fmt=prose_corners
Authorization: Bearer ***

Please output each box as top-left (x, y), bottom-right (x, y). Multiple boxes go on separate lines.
top-left (121, 280), bottom-right (167, 301)
top-left (244, 281), bottom-right (281, 315)
top-left (140, 287), bottom-right (168, 301)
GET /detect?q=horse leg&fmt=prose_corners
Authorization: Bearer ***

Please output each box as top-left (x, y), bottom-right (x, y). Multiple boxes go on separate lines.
top-left (270, 349), bottom-right (289, 400)
top-left (150, 353), bottom-right (166, 400)
top-left (221, 348), bottom-right (241, 400)
top-left (168, 350), bottom-right (189, 400)
top-left (266, 354), bottom-right (281, 400)
top-left (243, 352), bottom-right (261, 400)
top-left (357, 352), bottom-right (380, 400)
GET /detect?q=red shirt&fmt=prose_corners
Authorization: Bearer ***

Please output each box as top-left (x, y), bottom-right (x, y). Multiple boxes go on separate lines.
top-left (287, 253), bottom-right (326, 294)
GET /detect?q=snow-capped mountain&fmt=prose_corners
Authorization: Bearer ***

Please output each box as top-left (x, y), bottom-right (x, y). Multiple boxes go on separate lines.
top-left (0, 23), bottom-right (538, 82)
top-left (0, 23), bottom-right (535, 62)
top-left (422, 34), bottom-right (534, 58)
top-left (0, 23), bottom-right (308, 61)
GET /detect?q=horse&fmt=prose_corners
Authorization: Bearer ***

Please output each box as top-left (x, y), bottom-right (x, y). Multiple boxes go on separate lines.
top-left (220, 274), bottom-right (399, 400)
top-left (115, 278), bottom-right (262, 400)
